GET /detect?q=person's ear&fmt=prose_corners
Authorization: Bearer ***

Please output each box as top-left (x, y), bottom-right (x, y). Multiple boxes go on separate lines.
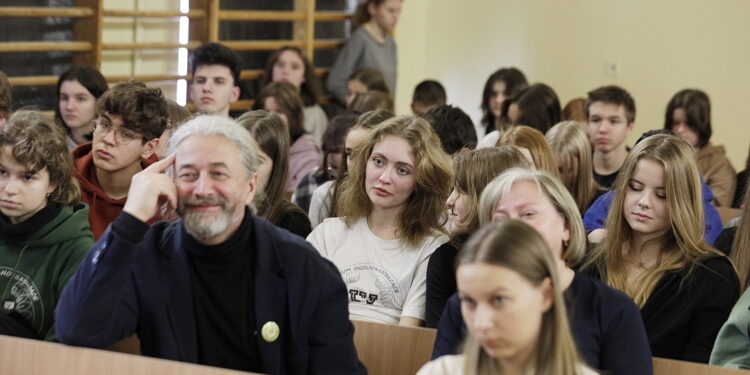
top-left (231, 86), bottom-right (240, 103)
top-left (141, 137), bottom-right (159, 160)
top-left (540, 277), bottom-right (554, 313)
top-left (367, 1), bottom-right (377, 17)
top-left (244, 172), bottom-right (259, 205)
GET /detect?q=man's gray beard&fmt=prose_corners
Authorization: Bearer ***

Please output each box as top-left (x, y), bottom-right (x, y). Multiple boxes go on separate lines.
top-left (177, 198), bottom-right (241, 241)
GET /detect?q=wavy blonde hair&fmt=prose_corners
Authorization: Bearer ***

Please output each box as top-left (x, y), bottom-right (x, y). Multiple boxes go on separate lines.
top-left (584, 134), bottom-right (729, 306)
top-left (497, 125), bottom-right (558, 177)
top-left (478, 168), bottom-right (587, 266)
top-left (546, 121), bottom-right (602, 213)
top-left (459, 220), bottom-right (586, 375)
top-left (451, 146), bottom-right (531, 234)
top-left (336, 115), bottom-right (452, 247)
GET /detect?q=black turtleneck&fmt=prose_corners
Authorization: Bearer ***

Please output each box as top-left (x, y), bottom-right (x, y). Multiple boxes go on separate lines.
top-left (0, 203), bottom-right (62, 244)
top-left (183, 209), bottom-right (261, 372)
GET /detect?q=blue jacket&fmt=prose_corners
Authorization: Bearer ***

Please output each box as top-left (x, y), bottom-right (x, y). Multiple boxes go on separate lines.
top-left (56, 212), bottom-right (365, 375)
top-left (583, 181), bottom-right (722, 245)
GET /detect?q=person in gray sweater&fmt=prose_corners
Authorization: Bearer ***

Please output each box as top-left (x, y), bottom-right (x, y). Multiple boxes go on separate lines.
top-left (327, 0), bottom-right (401, 105)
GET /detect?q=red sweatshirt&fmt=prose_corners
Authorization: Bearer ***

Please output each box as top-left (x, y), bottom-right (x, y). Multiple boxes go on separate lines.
top-left (72, 143), bottom-right (159, 240)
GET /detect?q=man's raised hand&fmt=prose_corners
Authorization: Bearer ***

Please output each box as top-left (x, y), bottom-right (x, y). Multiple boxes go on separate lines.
top-left (123, 153), bottom-right (178, 223)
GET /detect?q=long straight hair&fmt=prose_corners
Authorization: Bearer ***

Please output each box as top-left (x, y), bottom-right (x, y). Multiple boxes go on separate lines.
top-left (546, 121), bottom-right (602, 213)
top-left (236, 110), bottom-right (302, 224)
top-left (451, 146), bottom-right (531, 236)
top-left (261, 46), bottom-right (323, 107)
top-left (584, 134), bottom-right (728, 306)
top-left (459, 220), bottom-right (585, 375)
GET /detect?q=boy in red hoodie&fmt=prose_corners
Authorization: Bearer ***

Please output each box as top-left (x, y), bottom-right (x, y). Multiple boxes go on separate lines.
top-left (72, 80), bottom-right (168, 239)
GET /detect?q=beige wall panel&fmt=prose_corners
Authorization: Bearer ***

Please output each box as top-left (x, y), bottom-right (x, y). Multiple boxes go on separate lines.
top-left (394, 0), bottom-right (749, 167)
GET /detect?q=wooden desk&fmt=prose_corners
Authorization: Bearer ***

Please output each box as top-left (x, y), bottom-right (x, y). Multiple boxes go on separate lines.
top-left (0, 334), bottom-right (259, 375)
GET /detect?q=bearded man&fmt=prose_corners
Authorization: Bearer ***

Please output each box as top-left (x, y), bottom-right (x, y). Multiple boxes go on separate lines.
top-left (56, 115), bottom-right (365, 375)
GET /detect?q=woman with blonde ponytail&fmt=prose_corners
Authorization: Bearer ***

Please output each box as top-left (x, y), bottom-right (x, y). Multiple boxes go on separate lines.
top-left (584, 134), bottom-right (739, 363)
top-left (418, 220), bottom-right (595, 375)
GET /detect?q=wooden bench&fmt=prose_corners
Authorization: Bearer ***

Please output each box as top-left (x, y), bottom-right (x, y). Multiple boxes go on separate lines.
top-left (352, 320), bottom-right (436, 375)
top-left (0, 334), bottom-right (259, 375)
top-left (350, 319), bottom-right (750, 375)
top-left (654, 358), bottom-right (750, 374)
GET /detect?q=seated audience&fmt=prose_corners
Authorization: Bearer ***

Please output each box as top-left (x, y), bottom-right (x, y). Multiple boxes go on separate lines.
top-left (582, 134), bottom-right (739, 363)
top-left (189, 43), bottom-right (241, 117)
top-left (56, 115), bottom-right (365, 374)
top-left (308, 109), bottom-right (394, 227)
top-left (497, 125), bottom-right (558, 177)
top-left (418, 220), bottom-right (599, 375)
top-left (350, 89), bottom-right (394, 112)
top-left (0, 111), bottom-right (93, 341)
top-left (423, 105), bottom-right (477, 155)
top-left (584, 130), bottom-right (723, 245)
top-left (411, 80), bottom-right (447, 117)
top-left (236, 110), bottom-right (312, 238)
top-left (478, 67), bottom-right (527, 138)
top-left (262, 46), bottom-right (328, 146)
top-left (253, 82), bottom-right (321, 193)
top-left (307, 115), bottom-right (452, 326)
top-left (155, 99), bottom-right (191, 159)
top-left (586, 85), bottom-right (636, 189)
top-left (478, 82), bottom-right (561, 147)
top-left (546, 120), bottom-right (604, 213)
top-left (55, 66), bottom-right (109, 151)
top-left (434, 169), bottom-right (652, 374)
top-left (0, 71), bottom-right (12, 126)
top-left (293, 111), bottom-right (360, 213)
top-left (72, 80), bottom-right (168, 239)
top-left (665, 89), bottom-right (736, 207)
top-left (425, 146), bottom-right (531, 328)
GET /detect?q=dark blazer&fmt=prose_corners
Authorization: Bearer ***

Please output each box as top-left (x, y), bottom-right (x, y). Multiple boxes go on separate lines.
top-left (56, 212), bottom-right (365, 375)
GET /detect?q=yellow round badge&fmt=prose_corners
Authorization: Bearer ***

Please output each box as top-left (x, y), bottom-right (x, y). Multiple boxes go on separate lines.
top-left (261, 321), bottom-right (280, 342)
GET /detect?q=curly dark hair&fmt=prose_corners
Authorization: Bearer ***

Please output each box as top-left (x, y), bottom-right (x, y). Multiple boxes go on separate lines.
top-left (95, 80), bottom-right (169, 142)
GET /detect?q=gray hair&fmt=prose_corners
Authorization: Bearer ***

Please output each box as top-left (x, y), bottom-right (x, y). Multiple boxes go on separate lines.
top-left (478, 168), bottom-right (587, 266)
top-left (168, 114), bottom-right (259, 177)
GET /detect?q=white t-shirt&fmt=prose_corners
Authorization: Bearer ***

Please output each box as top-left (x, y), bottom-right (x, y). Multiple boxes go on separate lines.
top-left (308, 180), bottom-right (334, 228)
top-left (417, 355), bottom-right (599, 375)
top-left (307, 217), bottom-right (447, 324)
top-left (303, 104), bottom-right (328, 147)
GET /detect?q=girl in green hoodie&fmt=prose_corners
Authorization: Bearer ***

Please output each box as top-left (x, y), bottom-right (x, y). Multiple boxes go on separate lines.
top-left (0, 111), bottom-right (93, 341)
